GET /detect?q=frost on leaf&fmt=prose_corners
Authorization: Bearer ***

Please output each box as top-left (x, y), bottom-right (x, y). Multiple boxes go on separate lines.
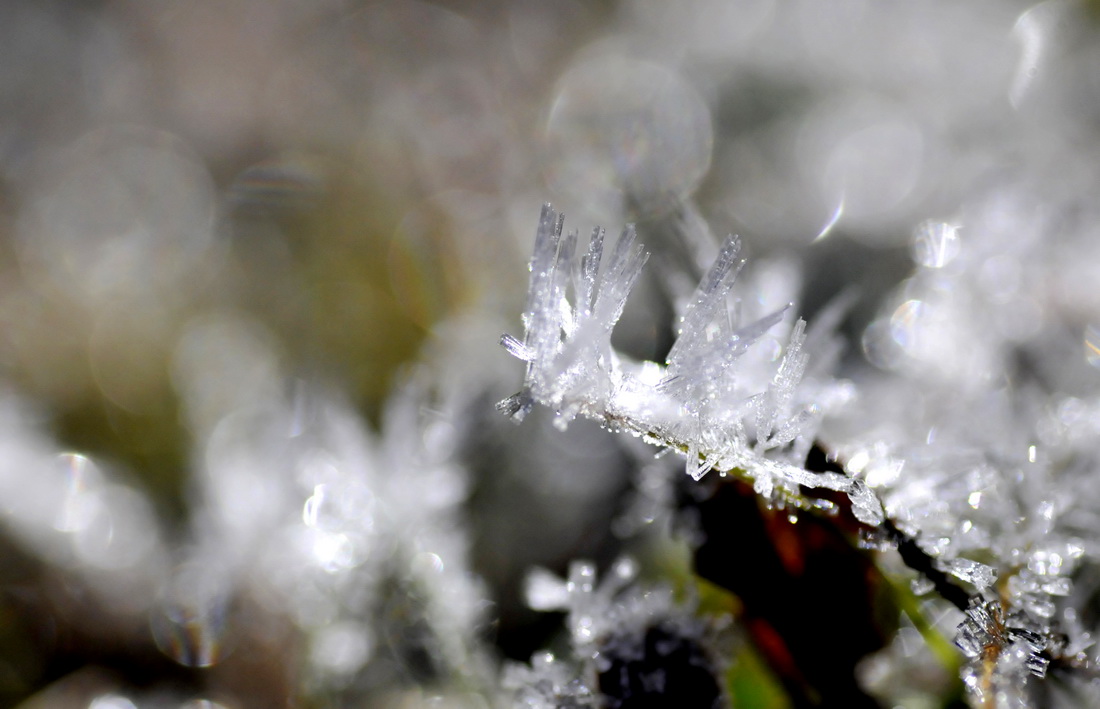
top-left (499, 205), bottom-right (881, 524)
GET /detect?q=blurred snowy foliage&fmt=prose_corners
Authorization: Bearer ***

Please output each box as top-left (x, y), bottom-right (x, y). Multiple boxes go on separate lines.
top-left (3, 0), bottom-right (1100, 707)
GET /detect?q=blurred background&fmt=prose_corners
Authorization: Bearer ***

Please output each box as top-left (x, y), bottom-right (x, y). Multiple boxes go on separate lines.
top-left (2, 0), bottom-right (1100, 706)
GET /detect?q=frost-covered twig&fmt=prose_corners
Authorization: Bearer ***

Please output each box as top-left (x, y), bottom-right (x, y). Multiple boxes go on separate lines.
top-left (499, 204), bottom-right (883, 525)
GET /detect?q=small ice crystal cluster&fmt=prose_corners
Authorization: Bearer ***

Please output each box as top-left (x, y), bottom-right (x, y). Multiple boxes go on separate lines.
top-left (505, 558), bottom-right (722, 709)
top-left (824, 187), bottom-right (1100, 705)
top-left (499, 204), bottom-right (881, 525)
top-left (955, 593), bottom-right (1054, 702)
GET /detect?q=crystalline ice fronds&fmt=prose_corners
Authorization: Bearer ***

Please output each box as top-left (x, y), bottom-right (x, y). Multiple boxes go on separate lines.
top-left (955, 617), bottom-right (992, 659)
top-left (1024, 652), bottom-right (1050, 678)
top-left (755, 319), bottom-right (810, 450)
top-left (501, 205), bottom-right (878, 537)
top-left (663, 234), bottom-right (747, 389)
top-left (685, 442), bottom-right (711, 482)
top-left (501, 205), bottom-right (649, 426)
top-left (821, 334), bottom-right (1100, 697)
top-left (953, 586), bottom-right (1062, 703)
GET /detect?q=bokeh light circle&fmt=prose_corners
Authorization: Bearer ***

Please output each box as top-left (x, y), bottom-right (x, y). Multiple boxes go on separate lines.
top-left (543, 51), bottom-right (713, 218)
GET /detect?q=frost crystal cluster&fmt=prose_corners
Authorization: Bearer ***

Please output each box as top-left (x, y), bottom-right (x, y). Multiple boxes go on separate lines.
top-left (500, 198), bottom-right (1100, 707)
top-left (817, 184), bottom-right (1100, 706)
top-left (500, 204), bottom-right (881, 525)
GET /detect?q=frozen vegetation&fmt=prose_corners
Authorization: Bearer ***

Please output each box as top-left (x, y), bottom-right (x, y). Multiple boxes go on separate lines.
top-left (3, 1), bottom-right (1100, 708)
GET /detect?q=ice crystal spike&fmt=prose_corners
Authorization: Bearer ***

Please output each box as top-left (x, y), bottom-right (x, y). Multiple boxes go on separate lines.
top-left (578, 226), bottom-right (605, 321)
top-left (595, 224), bottom-right (648, 336)
top-left (660, 304), bottom-right (791, 404)
top-left (669, 233), bottom-right (743, 343)
top-left (500, 333), bottom-right (536, 362)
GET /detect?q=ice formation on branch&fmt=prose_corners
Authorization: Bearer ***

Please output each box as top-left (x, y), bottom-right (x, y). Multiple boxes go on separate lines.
top-left (187, 375), bottom-right (487, 694)
top-left (499, 204), bottom-right (882, 525)
top-left (822, 189), bottom-right (1100, 706)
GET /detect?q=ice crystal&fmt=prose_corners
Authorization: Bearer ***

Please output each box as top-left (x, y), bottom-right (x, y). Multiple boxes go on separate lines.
top-left (944, 558), bottom-right (998, 590)
top-left (954, 593), bottom-right (1059, 706)
top-left (820, 185), bottom-right (1100, 706)
top-left (830, 378), bottom-right (1094, 707)
top-left (500, 205), bottom-right (882, 525)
